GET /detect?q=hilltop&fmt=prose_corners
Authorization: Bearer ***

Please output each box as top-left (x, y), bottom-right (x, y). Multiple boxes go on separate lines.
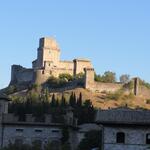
top-left (1, 37), bottom-right (150, 110)
top-left (5, 78), bottom-right (150, 110)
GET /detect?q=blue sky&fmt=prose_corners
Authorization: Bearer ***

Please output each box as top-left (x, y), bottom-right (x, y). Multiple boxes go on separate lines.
top-left (0, 0), bottom-right (150, 89)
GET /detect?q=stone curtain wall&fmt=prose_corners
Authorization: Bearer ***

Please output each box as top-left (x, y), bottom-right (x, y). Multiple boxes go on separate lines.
top-left (84, 68), bottom-right (123, 93)
top-left (91, 82), bottom-right (122, 93)
top-left (10, 65), bottom-right (34, 85)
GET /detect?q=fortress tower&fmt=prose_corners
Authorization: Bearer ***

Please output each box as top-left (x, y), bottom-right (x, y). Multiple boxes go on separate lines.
top-left (32, 37), bottom-right (60, 69)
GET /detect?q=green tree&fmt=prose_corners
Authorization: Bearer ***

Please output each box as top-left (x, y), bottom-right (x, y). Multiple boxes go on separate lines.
top-left (78, 130), bottom-right (102, 150)
top-left (60, 94), bottom-right (67, 107)
top-left (69, 92), bottom-right (76, 107)
top-left (75, 72), bottom-right (85, 79)
top-left (102, 71), bottom-right (116, 83)
top-left (59, 73), bottom-right (73, 82)
top-left (47, 76), bottom-right (59, 88)
top-left (139, 79), bottom-right (150, 89)
top-left (120, 74), bottom-right (130, 83)
top-left (51, 94), bottom-right (56, 107)
top-left (77, 93), bottom-right (82, 107)
top-left (94, 73), bottom-right (103, 82)
top-left (5, 85), bottom-right (17, 94)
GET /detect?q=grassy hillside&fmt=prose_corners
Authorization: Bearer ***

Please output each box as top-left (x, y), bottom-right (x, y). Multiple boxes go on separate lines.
top-left (8, 84), bottom-right (150, 110)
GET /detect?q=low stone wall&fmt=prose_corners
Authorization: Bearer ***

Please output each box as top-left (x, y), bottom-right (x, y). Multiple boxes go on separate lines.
top-left (47, 78), bottom-right (84, 92)
top-left (90, 82), bottom-right (122, 93)
top-left (85, 81), bottom-right (123, 93)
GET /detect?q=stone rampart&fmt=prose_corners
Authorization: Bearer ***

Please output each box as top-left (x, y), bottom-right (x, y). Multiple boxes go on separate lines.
top-left (91, 82), bottom-right (122, 93)
top-left (10, 65), bottom-right (34, 85)
top-left (84, 68), bottom-right (123, 93)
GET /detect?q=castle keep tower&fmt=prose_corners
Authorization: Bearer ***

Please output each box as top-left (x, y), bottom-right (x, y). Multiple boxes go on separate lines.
top-left (33, 37), bottom-right (60, 69)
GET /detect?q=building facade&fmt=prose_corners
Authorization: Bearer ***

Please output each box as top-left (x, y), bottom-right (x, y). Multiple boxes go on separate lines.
top-left (96, 108), bottom-right (150, 150)
top-left (0, 94), bottom-right (150, 150)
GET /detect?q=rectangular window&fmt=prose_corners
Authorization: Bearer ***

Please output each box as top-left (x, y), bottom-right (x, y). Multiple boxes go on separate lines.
top-left (146, 134), bottom-right (150, 144)
top-left (35, 129), bottom-right (42, 133)
top-left (16, 129), bottom-right (24, 132)
top-left (116, 132), bottom-right (125, 144)
top-left (52, 130), bottom-right (59, 133)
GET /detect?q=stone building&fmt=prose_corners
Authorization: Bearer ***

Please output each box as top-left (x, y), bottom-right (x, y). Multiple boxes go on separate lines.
top-left (10, 37), bottom-right (92, 85)
top-left (0, 94), bottom-right (79, 150)
top-left (96, 108), bottom-right (150, 150)
top-left (0, 94), bottom-right (150, 149)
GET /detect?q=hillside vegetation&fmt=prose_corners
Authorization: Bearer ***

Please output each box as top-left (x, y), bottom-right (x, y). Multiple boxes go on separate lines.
top-left (2, 72), bottom-right (150, 110)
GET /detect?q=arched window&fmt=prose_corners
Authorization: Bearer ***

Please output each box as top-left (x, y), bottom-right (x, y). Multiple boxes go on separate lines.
top-left (146, 133), bottom-right (150, 144)
top-left (116, 132), bottom-right (125, 143)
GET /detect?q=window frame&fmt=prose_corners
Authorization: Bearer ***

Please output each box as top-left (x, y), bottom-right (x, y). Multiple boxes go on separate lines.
top-left (116, 132), bottom-right (125, 144)
top-left (146, 133), bottom-right (150, 144)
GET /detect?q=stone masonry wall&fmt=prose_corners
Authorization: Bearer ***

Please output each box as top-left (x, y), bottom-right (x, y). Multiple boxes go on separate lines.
top-left (104, 126), bottom-right (150, 150)
top-left (74, 59), bottom-right (93, 75)
top-left (92, 82), bottom-right (122, 93)
top-left (2, 125), bottom-right (62, 147)
top-left (10, 65), bottom-right (34, 85)
top-left (84, 68), bottom-right (123, 93)
top-left (59, 61), bottom-right (74, 70)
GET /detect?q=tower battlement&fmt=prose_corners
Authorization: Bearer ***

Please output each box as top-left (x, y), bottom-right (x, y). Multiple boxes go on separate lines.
top-left (39, 37), bottom-right (60, 50)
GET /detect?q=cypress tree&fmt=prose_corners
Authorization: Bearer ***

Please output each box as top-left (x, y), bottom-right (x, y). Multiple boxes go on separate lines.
top-left (51, 93), bottom-right (56, 107)
top-left (77, 92), bottom-right (82, 107)
top-left (61, 94), bottom-right (67, 107)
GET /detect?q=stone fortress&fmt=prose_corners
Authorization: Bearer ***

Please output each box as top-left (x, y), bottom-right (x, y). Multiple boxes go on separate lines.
top-left (11, 37), bottom-right (92, 85)
top-left (10, 37), bottom-right (139, 94)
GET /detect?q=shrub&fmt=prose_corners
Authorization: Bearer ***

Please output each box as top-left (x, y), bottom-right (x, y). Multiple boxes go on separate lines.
top-left (106, 90), bottom-right (123, 100)
top-left (59, 73), bottom-right (73, 82)
top-left (146, 99), bottom-right (150, 104)
top-left (94, 74), bottom-right (103, 82)
top-left (120, 74), bottom-right (130, 83)
top-left (123, 81), bottom-right (134, 90)
top-left (102, 71), bottom-right (116, 83)
top-left (77, 130), bottom-right (102, 150)
top-left (139, 80), bottom-right (150, 89)
top-left (46, 75), bottom-right (73, 88)
top-left (75, 72), bottom-right (85, 79)
top-left (122, 93), bottom-right (135, 100)
top-left (95, 71), bottom-right (116, 83)
top-left (5, 85), bottom-right (17, 94)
